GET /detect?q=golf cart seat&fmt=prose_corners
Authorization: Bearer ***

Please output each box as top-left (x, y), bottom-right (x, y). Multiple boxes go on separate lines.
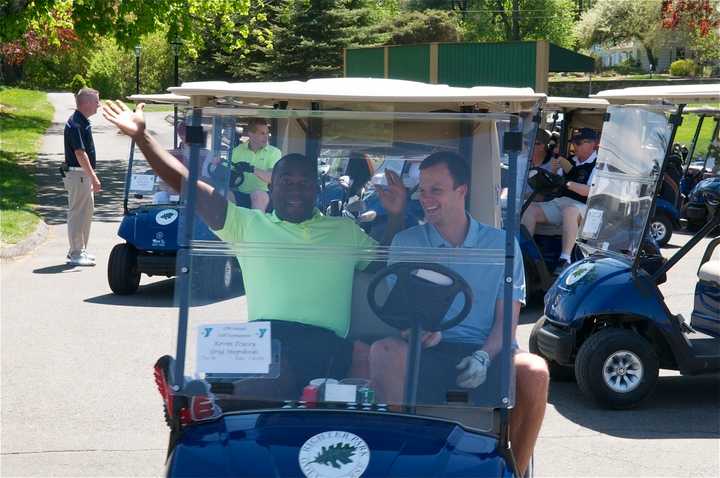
top-left (698, 254), bottom-right (720, 286)
top-left (348, 270), bottom-right (400, 343)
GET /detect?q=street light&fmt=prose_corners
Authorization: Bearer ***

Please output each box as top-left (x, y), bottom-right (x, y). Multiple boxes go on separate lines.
top-left (134, 45), bottom-right (142, 94)
top-left (170, 40), bottom-right (181, 148)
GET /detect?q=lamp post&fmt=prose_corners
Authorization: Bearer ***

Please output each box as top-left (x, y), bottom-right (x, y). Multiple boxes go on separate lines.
top-left (171, 40), bottom-right (181, 148)
top-left (134, 45), bottom-right (142, 94)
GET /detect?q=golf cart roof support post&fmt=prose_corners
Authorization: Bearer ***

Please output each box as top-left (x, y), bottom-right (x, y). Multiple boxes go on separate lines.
top-left (632, 104), bottom-right (686, 277)
top-left (652, 209), bottom-right (720, 282)
top-left (460, 105), bottom-right (475, 206)
top-left (306, 102), bottom-right (322, 167)
top-left (173, 106), bottom-right (204, 384)
top-left (501, 113), bottom-right (528, 411)
top-left (270, 101), bottom-right (287, 148)
top-left (559, 110), bottom-right (573, 156)
top-left (550, 110), bottom-right (560, 131)
top-left (123, 139), bottom-right (136, 215)
top-left (701, 117), bottom-right (720, 171)
top-left (684, 114), bottom-right (706, 176)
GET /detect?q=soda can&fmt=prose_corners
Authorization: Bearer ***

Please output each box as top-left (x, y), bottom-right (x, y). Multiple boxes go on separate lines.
top-left (357, 387), bottom-right (375, 404)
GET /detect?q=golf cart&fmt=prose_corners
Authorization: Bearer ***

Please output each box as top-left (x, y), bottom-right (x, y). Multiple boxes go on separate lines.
top-left (148, 78), bottom-right (544, 477)
top-left (519, 97), bottom-right (609, 300)
top-left (530, 84), bottom-right (720, 409)
top-left (680, 107), bottom-right (720, 230)
top-left (108, 93), bottom-right (242, 297)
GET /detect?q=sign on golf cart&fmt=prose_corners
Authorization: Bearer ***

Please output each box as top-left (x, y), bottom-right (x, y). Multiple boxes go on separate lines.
top-left (120, 78), bottom-right (546, 478)
top-left (532, 83), bottom-right (720, 410)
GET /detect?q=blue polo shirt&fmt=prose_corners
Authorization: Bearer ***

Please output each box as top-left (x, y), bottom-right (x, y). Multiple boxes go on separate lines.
top-left (389, 217), bottom-right (525, 345)
top-left (64, 110), bottom-right (96, 168)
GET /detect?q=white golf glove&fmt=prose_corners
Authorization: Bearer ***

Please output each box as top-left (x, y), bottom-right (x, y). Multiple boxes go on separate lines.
top-left (456, 350), bottom-right (490, 388)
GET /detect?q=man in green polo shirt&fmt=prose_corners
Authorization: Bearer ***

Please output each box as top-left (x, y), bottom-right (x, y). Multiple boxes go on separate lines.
top-left (102, 100), bottom-right (407, 396)
top-left (231, 118), bottom-right (282, 211)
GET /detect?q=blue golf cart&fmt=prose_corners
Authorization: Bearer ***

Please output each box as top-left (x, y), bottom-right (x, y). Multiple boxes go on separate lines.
top-left (147, 78), bottom-right (545, 477)
top-left (530, 84), bottom-right (720, 409)
top-left (680, 107), bottom-right (720, 230)
top-left (107, 94), bottom-right (242, 297)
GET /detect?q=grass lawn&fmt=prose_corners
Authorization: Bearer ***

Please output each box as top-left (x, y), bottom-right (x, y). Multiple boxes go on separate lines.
top-left (0, 87), bottom-right (53, 245)
top-left (675, 105), bottom-right (720, 159)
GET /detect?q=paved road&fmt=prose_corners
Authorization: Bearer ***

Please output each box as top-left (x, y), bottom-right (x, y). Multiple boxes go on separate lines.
top-left (2, 94), bottom-right (718, 477)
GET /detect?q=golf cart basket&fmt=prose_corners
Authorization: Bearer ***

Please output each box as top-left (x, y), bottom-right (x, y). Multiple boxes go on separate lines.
top-left (155, 79), bottom-right (544, 477)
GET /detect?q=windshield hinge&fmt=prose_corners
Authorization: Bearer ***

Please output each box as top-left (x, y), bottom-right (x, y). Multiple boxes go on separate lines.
top-left (186, 126), bottom-right (204, 145)
top-left (503, 131), bottom-right (523, 153)
top-left (669, 113), bottom-right (683, 126)
top-left (603, 112), bottom-right (611, 122)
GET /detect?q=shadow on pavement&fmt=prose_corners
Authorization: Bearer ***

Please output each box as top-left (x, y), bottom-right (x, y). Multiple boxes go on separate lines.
top-left (519, 303), bottom-right (544, 325)
top-left (33, 263), bottom-right (85, 274)
top-left (85, 278), bottom-right (246, 307)
top-left (85, 278), bottom-right (177, 307)
top-left (35, 153), bottom-right (128, 226)
top-left (548, 374), bottom-right (720, 439)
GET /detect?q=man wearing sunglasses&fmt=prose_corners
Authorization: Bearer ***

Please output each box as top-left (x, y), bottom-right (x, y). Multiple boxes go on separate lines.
top-left (521, 128), bottom-right (599, 274)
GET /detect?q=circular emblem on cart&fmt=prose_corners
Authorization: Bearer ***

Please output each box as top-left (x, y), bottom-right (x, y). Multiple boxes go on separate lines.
top-left (565, 262), bottom-right (594, 286)
top-left (155, 209), bottom-right (178, 226)
top-left (298, 431), bottom-right (370, 478)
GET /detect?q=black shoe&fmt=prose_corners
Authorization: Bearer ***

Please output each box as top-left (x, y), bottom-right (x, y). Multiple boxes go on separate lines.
top-left (553, 259), bottom-right (571, 275)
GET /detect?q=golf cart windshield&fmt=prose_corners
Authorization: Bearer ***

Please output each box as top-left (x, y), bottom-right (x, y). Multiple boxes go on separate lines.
top-left (170, 98), bottom-right (538, 428)
top-left (577, 105), bottom-right (674, 257)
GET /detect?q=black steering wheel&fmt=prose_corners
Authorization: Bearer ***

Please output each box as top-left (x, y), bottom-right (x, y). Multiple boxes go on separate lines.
top-left (527, 166), bottom-right (566, 196)
top-left (367, 262), bottom-right (473, 332)
top-left (228, 162), bottom-right (249, 189)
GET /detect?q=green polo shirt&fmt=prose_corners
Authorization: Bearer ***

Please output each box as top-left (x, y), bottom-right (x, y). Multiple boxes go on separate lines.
top-left (230, 142), bottom-right (282, 193)
top-left (214, 203), bottom-right (378, 338)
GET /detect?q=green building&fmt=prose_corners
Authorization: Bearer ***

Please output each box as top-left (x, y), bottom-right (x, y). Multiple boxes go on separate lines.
top-left (344, 41), bottom-right (594, 93)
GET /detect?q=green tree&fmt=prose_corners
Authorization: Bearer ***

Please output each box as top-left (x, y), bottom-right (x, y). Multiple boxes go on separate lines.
top-left (406, 0), bottom-right (577, 48)
top-left (575, 0), bottom-right (667, 71)
top-left (1, 0), bottom-right (256, 54)
top-left (269, 0), bottom-right (386, 80)
top-left (371, 9), bottom-right (464, 45)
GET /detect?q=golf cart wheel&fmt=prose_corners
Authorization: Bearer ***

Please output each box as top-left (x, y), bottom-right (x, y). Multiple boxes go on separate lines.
top-left (202, 256), bottom-right (239, 299)
top-left (575, 328), bottom-right (659, 409)
top-left (108, 244), bottom-right (141, 295)
top-left (648, 214), bottom-right (672, 247)
top-left (529, 318), bottom-right (575, 382)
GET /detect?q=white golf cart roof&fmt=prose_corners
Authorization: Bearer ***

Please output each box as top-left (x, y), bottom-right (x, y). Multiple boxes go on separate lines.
top-left (168, 78), bottom-right (545, 111)
top-left (593, 84), bottom-right (720, 104)
top-left (127, 93), bottom-right (190, 104)
top-left (546, 96), bottom-right (609, 110)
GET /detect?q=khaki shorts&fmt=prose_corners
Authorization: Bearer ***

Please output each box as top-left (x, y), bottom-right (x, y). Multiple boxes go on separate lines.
top-left (538, 197), bottom-right (586, 225)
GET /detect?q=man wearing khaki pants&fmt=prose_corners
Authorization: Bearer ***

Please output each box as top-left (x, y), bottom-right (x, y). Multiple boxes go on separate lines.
top-left (63, 88), bottom-right (101, 266)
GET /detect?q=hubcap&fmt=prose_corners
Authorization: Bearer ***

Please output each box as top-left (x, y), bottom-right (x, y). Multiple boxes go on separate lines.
top-left (650, 221), bottom-right (667, 242)
top-left (222, 260), bottom-right (233, 288)
top-left (602, 350), bottom-right (644, 393)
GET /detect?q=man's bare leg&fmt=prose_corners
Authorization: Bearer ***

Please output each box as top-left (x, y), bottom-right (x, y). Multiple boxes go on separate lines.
top-left (250, 190), bottom-right (270, 211)
top-left (510, 352), bottom-right (549, 476)
top-left (561, 206), bottom-right (581, 257)
top-left (369, 337), bottom-right (408, 404)
top-left (521, 203), bottom-right (548, 236)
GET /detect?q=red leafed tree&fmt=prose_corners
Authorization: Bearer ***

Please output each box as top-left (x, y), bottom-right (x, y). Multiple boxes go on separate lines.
top-left (661, 0), bottom-right (720, 36)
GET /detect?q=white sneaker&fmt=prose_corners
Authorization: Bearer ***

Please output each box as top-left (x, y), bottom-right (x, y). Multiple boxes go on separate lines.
top-left (82, 250), bottom-right (96, 261)
top-left (67, 253), bottom-right (95, 267)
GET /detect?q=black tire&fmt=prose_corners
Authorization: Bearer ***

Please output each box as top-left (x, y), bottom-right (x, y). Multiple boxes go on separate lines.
top-left (575, 328), bottom-right (659, 409)
top-left (648, 213), bottom-right (673, 247)
top-left (200, 256), bottom-right (239, 300)
top-left (108, 243), bottom-right (141, 295)
top-left (528, 318), bottom-right (576, 382)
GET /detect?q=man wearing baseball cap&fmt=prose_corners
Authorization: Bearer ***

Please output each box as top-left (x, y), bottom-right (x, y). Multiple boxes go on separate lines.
top-left (521, 127), bottom-right (599, 274)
